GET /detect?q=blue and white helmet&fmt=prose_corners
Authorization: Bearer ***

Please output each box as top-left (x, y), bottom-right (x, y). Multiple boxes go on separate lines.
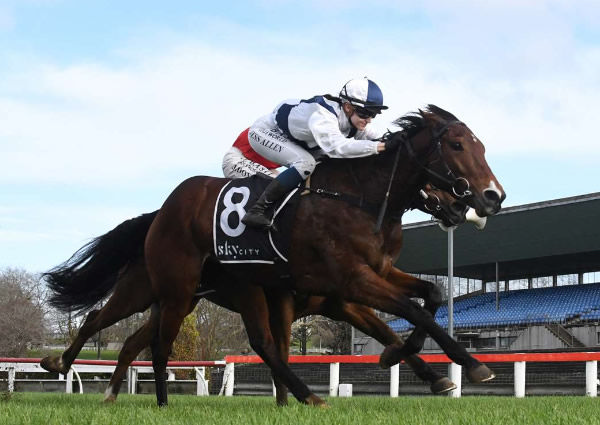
top-left (339, 77), bottom-right (388, 113)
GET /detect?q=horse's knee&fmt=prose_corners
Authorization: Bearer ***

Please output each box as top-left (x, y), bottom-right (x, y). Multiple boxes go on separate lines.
top-left (248, 333), bottom-right (274, 355)
top-left (429, 283), bottom-right (442, 307)
top-left (401, 333), bottom-right (424, 356)
top-left (85, 309), bottom-right (101, 323)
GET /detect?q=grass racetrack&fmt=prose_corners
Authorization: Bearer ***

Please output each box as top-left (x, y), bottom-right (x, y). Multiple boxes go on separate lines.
top-left (1, 393), bottom-right (599, 425)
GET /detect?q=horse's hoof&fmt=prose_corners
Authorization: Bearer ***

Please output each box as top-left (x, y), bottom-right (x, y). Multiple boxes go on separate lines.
top-left (305, 394), bottom-right (328, 408)
top-left (40, 356), bottom-right (68, 375)
top-left (379, 343), bottom-right (403, 369)
top-left (466, 364), bottom-right (496, 383)
top-left (103, 394), bottom-right (116, 404)
top-left (430, 377), bottom-right (457, 394)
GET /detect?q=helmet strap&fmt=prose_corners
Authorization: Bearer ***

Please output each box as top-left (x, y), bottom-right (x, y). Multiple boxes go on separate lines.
top-left (324, 94), bottom-right (358, 133)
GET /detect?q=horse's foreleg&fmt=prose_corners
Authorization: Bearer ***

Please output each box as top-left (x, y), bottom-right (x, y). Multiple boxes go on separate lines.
top-left (343, 266), bottom-right (494, 383)
top-left (266, 289), bottom-right (295, 406)
top-left (236, 287), bottom-right (326, 407)
top-left (317, 300), bottom-right (454, 394)
top-left (383, 268), bottom-right (442, 358)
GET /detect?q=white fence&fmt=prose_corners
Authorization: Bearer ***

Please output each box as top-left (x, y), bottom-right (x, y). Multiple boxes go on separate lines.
top-left (0, 358), bottom-right (226, 396)
top-left (1, 353), bottom-right (599, 398)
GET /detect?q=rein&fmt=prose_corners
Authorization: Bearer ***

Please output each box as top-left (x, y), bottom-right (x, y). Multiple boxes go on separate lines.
top-left (373, 141), bottom-right (402, 233)
top-left (301, 119), bottom-right (471, 231)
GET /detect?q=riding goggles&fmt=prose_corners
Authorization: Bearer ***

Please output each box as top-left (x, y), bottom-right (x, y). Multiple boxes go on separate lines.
top-left (353, 106), bottom-right (379, 119)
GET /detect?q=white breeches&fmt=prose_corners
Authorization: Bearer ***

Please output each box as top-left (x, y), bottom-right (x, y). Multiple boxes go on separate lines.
top-left (248, 126), bottom-right (316, 179)
top-left (222, 147), bottom-right (279, 179)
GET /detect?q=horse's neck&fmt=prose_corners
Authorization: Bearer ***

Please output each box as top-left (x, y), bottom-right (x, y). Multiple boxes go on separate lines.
top-left (312, 145), bottom-right (427, 218)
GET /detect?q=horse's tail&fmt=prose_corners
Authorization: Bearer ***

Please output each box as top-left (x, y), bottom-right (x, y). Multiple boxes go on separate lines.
top-left (44, 211), bottom-right (159, 315)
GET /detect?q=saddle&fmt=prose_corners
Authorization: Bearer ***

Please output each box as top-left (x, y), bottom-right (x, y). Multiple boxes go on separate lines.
top-left (213, 174), bottom-right (300, 264)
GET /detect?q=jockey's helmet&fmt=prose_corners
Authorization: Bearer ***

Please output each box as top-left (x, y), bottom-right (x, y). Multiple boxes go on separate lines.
top-left (339, 77), bottom-right (388, 113)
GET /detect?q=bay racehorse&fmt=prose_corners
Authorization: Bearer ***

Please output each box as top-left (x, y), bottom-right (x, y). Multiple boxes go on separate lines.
top-left (143, 105), bottom-right (504, 406)
top-left (42, 184), bottom-right (468, 404)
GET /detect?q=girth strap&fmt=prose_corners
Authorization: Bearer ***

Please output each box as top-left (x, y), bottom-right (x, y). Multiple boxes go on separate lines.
top-left (301, 176), bottom-right (380, 217)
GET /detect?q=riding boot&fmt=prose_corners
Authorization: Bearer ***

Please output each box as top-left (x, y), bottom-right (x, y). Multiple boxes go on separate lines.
top-left (242, 179), bottom-right (290, 230)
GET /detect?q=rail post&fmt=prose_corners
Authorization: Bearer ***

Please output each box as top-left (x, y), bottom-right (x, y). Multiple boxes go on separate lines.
top-left (514, 361), bottom-right (526, 398)
top-left (223, 363), bottom-right (235, 396)
top-left (329, 362), bottom-right (340, 396)
top-left (585, 361), bottom-right (597, 397)
top-left (448, 363), bottom-right (462, 398)
top-left (66, 369), bottom-right (73, 394)
top-left (128, 367), bottom-right (138, 394)
top-left (390, 363), bottom-right (399, 397)
top-left (7, 366), bottom-right (15, 393)
top-left (195, 367), bottom-right (208, 396)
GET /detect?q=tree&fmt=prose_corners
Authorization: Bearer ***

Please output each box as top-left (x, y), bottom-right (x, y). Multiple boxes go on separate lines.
top-left (171, 312), bottom-right (200, 361)
top-left (0, 268), bottom-right (46, 356)
top-left (170, 311), bottom-right (201, 378)
top-left (195, 299), bottom-right (249, 360)
top-left (291, 315), bottom-right (352, 354)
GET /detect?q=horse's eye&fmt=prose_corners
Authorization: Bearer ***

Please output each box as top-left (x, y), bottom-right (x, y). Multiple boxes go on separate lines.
top-left (449, 141), bottom-right (463, 151)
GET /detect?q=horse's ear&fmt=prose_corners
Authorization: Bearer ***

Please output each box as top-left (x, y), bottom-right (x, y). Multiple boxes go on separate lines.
top-left (420, 108), bottom-right (444, 125)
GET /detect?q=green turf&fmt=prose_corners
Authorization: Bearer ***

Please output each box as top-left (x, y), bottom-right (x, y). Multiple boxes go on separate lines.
top-left (1, 393), bottom-right (599, 425)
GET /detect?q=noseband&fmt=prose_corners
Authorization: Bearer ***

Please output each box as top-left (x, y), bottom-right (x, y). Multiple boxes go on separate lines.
top-left (419, 189), bottom-right (442, 213)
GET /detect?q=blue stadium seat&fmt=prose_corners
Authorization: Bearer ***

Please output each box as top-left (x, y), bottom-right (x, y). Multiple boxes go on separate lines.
top-left (386, 282), bottom-right (600, 331)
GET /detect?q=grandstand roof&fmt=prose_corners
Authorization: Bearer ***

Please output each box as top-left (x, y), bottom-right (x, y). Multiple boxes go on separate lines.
top-left (396, 192), bottom-right (600, 281)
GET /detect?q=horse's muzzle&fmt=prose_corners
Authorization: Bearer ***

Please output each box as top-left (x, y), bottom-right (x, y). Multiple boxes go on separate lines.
top-left (478, 188), bottom-right (505, 216)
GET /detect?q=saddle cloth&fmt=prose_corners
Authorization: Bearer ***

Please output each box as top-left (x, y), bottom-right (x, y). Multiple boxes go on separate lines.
top-left (213, 174), bottom-right (300, 264)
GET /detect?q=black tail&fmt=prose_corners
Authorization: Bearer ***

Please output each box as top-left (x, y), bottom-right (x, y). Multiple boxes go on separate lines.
top-left (44, 211), bottom-right (159, 315)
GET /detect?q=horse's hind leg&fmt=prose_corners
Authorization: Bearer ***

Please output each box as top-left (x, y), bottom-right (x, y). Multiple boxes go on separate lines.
top-left (236, 286), bottom-right (325, 407)
top-left (103, 305), bottom-right (160, 402)
top-left (104, 295), bottom-right (202, 403)
top-left (265, 289), bottom-right (296, 406)
top-left (41, 261), bottom-right (153, 375)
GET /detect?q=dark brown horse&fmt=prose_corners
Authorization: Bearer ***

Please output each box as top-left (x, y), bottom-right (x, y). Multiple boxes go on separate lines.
top-left (143, 105), bottom-right (504, 406)
top-left (42, 185), bottom-right (466, 405)
top-left (107, 185), bottom-right (471, 404)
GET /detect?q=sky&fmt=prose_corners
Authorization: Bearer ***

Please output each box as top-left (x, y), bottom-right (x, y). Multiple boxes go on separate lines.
top-left (1, 0), bottom-right (599, 273)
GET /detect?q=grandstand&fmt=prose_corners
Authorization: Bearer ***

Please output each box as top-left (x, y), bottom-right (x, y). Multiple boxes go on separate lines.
top-left (353, 192), bottom-right (600, 354)
top-left (388, 283), bottom-right (600, 332)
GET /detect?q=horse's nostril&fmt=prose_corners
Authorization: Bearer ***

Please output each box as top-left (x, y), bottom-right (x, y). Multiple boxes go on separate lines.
top-left (483, 189), bottom-right (500, 204)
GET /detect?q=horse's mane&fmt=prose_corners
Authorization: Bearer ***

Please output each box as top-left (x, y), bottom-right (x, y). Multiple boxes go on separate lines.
top-left (392, 104), bottom-right (459, 137)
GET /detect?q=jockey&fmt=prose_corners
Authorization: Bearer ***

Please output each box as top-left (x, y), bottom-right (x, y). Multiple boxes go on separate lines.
top-left (222, 128), bottom-right (280, 178)
top-left (242, 77), bottom-right (396, 230)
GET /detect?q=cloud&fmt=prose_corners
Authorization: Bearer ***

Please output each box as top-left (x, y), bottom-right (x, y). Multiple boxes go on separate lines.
top-left (2, 2), bottom-right (599, 272)
top-left (2, 26), bottom-right (598, 187)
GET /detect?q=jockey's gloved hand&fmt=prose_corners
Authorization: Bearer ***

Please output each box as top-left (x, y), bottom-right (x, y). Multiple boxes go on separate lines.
top-left (383, 134), bottom-right (401, 152)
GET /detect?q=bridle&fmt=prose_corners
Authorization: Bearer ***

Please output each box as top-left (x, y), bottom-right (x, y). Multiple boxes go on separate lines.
top-left (401, 120), bottom-right (473, 199)
top-left (373, 120), bottom-right (472, 233)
